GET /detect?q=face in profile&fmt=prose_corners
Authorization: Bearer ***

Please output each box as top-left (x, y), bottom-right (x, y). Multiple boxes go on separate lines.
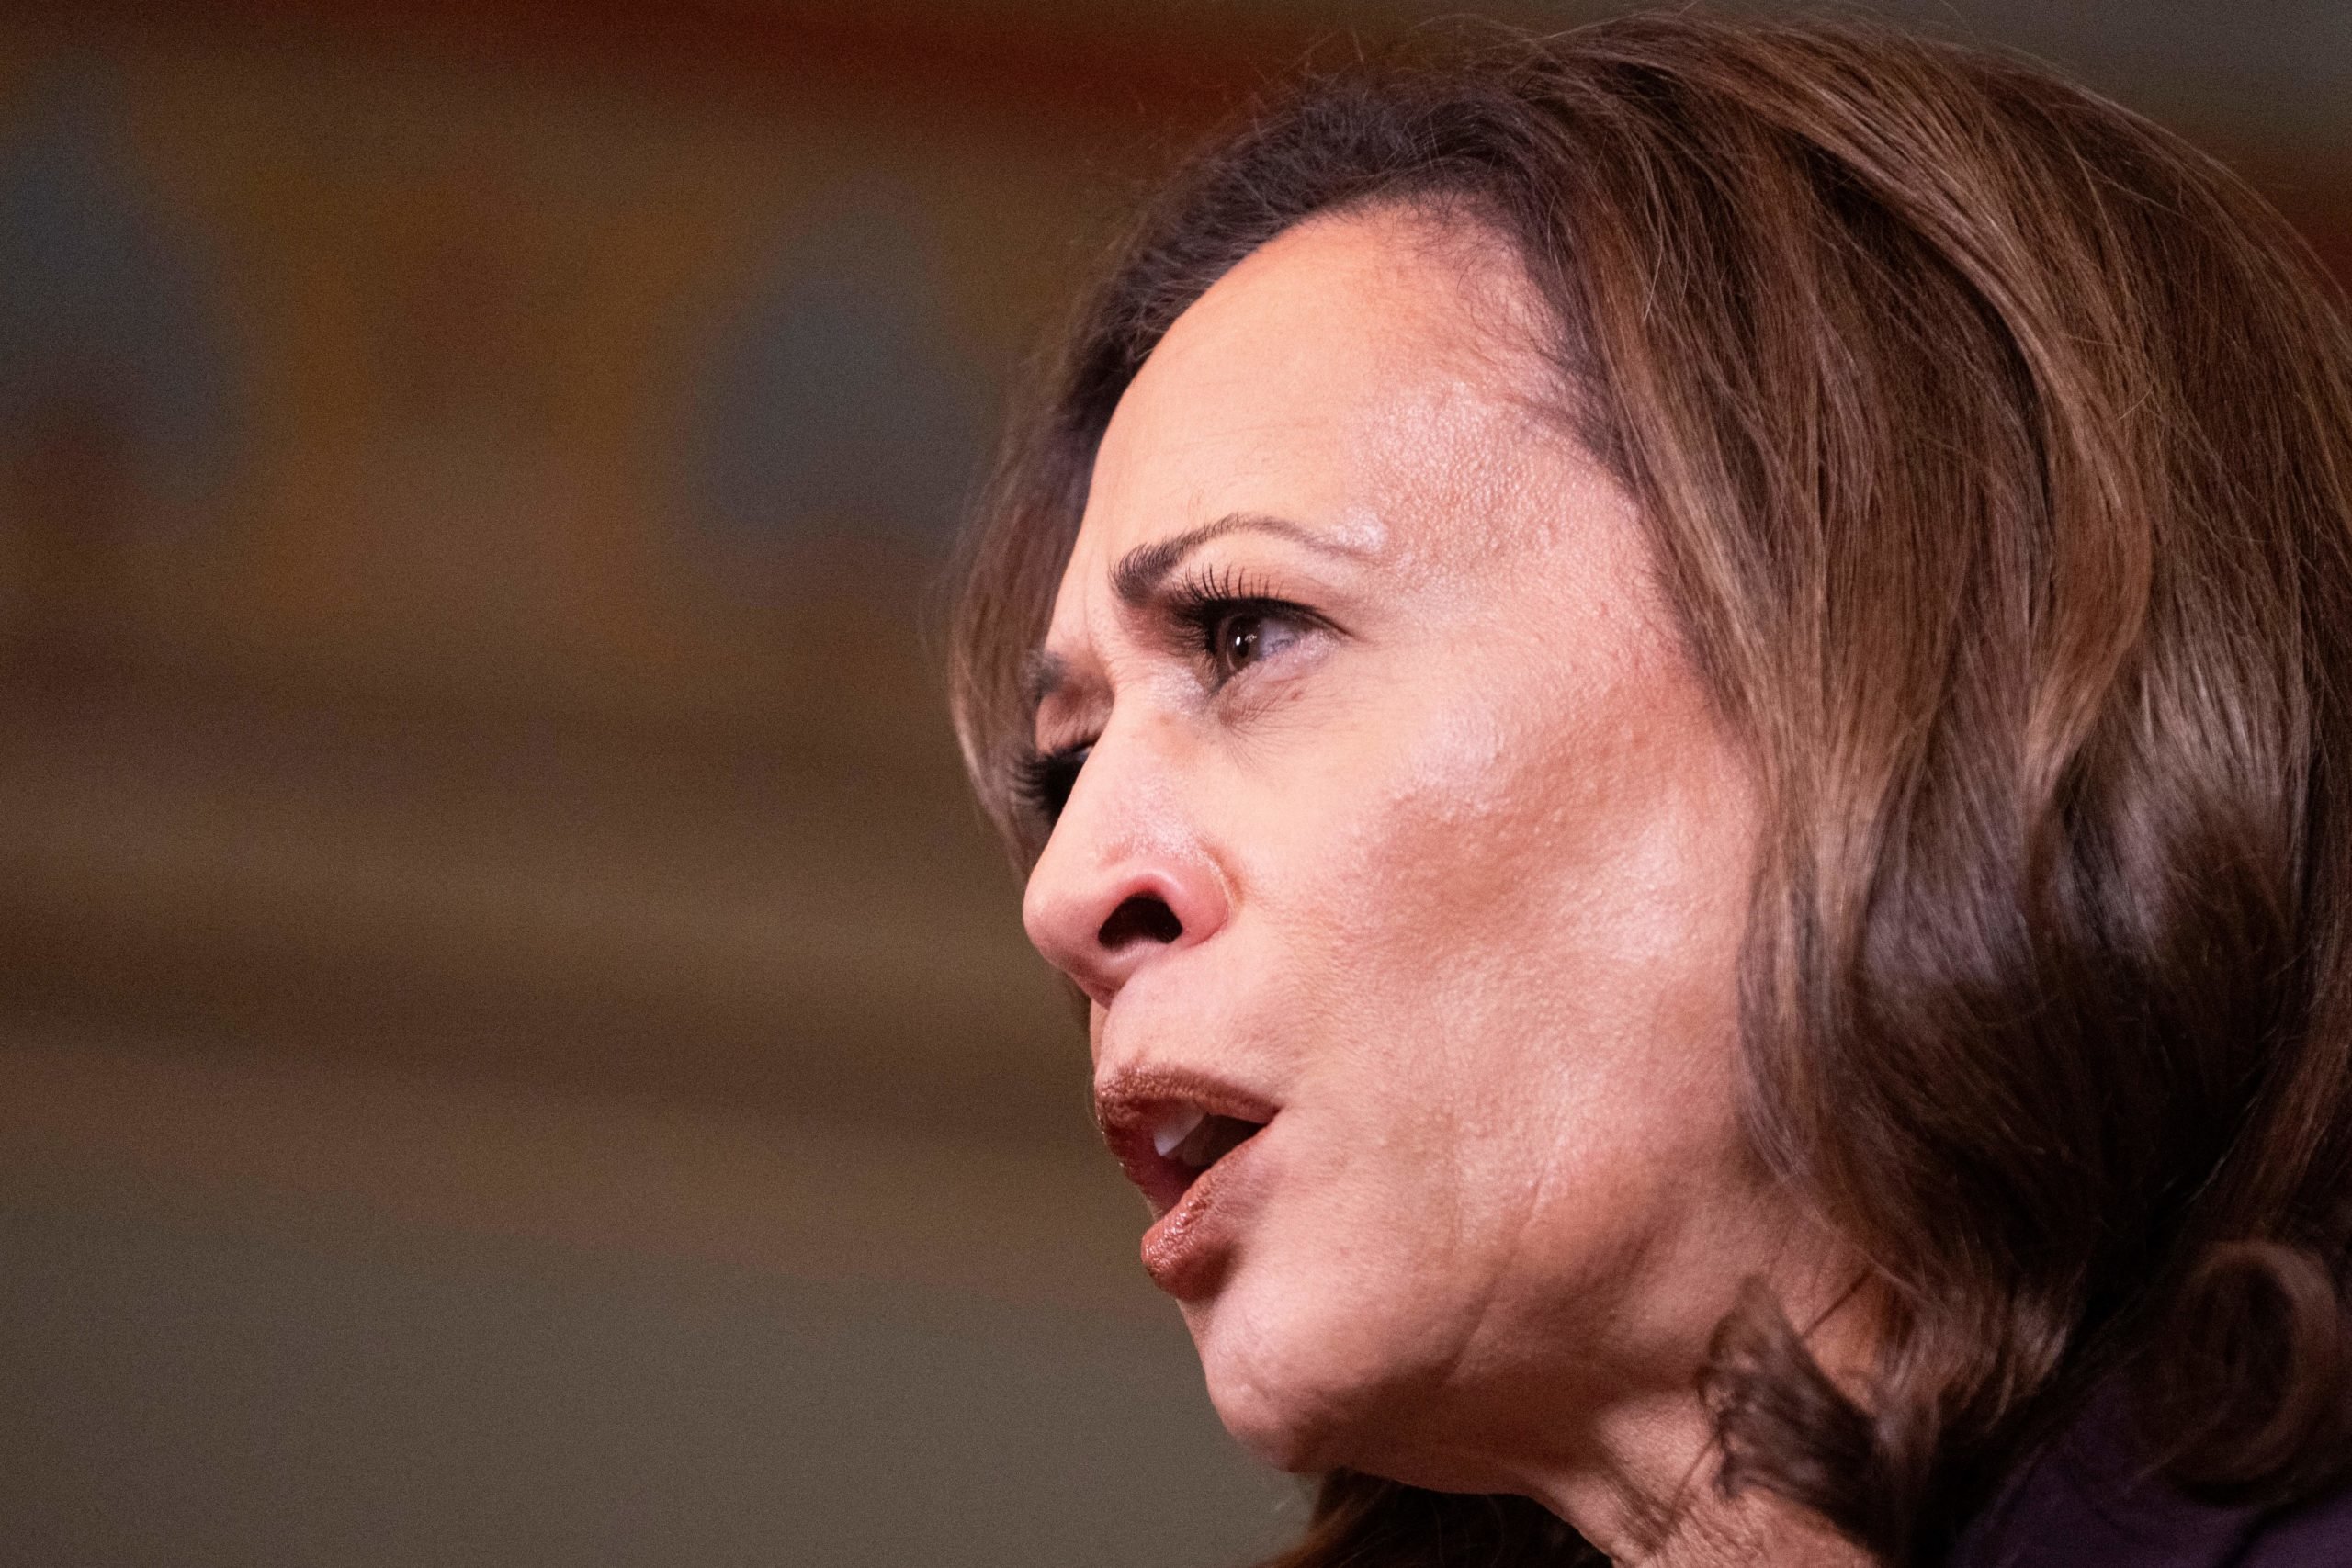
top-left (1020, 208), bottom-right (1795, 1496)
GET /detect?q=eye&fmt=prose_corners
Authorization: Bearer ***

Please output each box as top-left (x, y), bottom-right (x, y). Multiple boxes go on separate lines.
top-left (1204, 604), bottom-right (1304, 682)
top-left (1165, 566), bottom-right (1321, 690)
top-left (1013, 740), bottom-right (1091, 825)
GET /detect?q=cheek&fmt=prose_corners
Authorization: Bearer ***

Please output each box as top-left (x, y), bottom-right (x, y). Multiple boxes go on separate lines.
top-left (1181, 630), bottom-right (1761, 1467)
top-left (1263, 652), bottom-right (1757, 1222)
top-left (1307, 666), bottom-right (1658, 1029)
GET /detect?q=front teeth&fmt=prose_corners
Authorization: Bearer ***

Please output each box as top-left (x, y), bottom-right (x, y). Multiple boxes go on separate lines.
top-left (1150, 1104), bottom-right (1207, 1157)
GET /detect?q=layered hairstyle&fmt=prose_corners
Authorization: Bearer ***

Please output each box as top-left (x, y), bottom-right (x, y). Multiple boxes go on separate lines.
top-left (946, 14), bottom-right (2352, 1565)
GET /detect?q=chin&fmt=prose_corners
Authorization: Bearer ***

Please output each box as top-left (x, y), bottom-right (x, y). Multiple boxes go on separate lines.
top-left (1194, 1323), bottom-right (1527, 1502)
top-left (1182, 1281), bottom-right (1416, 1477)
top-left (1198, 1351), bottom-right (1350, 1473)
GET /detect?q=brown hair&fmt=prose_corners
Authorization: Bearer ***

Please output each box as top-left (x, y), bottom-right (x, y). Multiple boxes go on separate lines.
top-left (946, 14), bottom-right (2352, 1564)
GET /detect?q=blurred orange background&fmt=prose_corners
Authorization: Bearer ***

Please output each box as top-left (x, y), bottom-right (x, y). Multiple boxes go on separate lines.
top-left (0, 3), bottom-right (2344, 1563)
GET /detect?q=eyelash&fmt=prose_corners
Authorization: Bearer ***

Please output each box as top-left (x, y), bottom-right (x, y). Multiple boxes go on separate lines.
top-left (1013, 741), bottom-right (1091, 824)
top-left (1012, 567), bottom-right (1327, 828)
top-left (1164, 565), bottom-right (1320, 687)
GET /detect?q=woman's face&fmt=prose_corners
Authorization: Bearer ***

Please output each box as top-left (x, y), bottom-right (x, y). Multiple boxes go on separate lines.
top-left (1021, 209), bottom-right (1787, 1496)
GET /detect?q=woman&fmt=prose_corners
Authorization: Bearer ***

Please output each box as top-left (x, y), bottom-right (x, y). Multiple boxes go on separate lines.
top-left (946, 15), bottom-right (2352, 1566)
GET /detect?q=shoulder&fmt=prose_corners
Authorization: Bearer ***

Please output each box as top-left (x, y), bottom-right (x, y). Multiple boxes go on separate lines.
top-left (2236, 1481), bottom-right (2352, 1568)
top-left (1958, 1438), bottom-right (2352, 1568)
top-left (1954, 1399), bottom-right (2352, 1568)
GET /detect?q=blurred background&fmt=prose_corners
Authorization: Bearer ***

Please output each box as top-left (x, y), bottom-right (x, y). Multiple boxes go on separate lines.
top-left (0, 1), bottom-right (2342, 1563)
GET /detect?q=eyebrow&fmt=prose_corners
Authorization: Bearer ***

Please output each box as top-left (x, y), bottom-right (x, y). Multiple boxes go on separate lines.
top-left (1109, 512), bottom-right (1359, 605)
top-left (1023, 512), bottom-right (1372, 715)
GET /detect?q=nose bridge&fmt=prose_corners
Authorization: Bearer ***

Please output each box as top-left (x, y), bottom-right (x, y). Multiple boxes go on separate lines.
top-left (1021, 711), bottom-right (1227, 1006)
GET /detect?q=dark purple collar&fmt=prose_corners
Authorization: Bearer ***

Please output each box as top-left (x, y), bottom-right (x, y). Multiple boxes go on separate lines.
top-left (1956, 1406), bottom-right (2352, 1568)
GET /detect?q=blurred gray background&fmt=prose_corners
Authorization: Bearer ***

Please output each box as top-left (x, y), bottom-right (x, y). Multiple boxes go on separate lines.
top-left (0, 1), bottom-right (2344, 1563)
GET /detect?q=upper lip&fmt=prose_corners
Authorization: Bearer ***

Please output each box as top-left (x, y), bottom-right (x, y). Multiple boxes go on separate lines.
top-left (1094, 1066), bottom-right (1280, 1215)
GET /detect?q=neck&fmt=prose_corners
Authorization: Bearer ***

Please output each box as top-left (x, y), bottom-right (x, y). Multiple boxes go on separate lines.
top-left (1525, 1392), bottom-right (1872, 1566)
top-left (1351, 1200), bottom-right (1886, 1563)
top-left (1526, 1264), bottom-right (1884, 1565)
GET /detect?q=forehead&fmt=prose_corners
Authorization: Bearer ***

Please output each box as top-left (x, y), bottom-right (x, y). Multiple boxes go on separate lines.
top-left (1068, 207), bottom-right (1557, 579)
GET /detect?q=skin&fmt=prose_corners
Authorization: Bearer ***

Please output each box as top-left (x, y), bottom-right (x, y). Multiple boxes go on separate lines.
top-left (1020, 207), bottom-right (1869, 1565)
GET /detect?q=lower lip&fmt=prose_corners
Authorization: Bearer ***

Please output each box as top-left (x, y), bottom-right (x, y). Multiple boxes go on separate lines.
top-left (1139, 1125), bottom-right (1268, 1298)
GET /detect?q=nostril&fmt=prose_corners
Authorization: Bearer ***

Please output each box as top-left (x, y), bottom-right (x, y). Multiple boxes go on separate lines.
top-left (1099, 893), bottom-right (1182, 950)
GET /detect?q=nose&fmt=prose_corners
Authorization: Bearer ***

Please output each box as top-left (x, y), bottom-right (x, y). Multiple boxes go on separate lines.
top-left (1020, 739), bottom-right (1228, 1009)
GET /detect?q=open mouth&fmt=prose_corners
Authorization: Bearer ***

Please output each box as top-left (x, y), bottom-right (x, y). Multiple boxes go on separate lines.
top-left (1156, 1103), bottom-right (1262, 1171)
top-left (1105, 1096), bottom-right (1272, 1216)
